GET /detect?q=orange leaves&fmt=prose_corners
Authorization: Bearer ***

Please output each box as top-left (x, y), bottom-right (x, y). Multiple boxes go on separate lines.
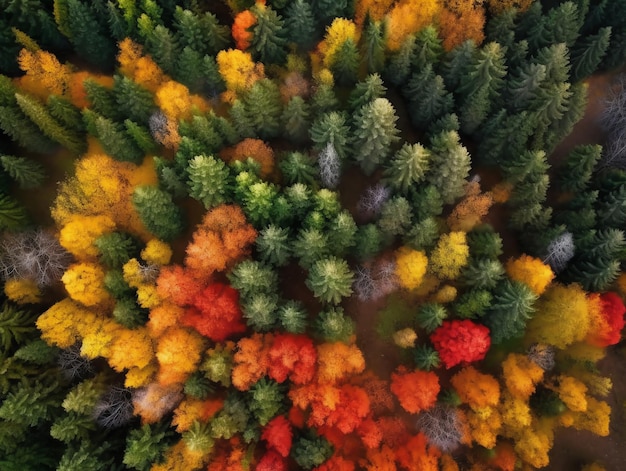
top-left (386, 0), bottom-right (441, 51)
top-left (156, 327), bottom-right (206, 386)
top-left (501, 353), bottom-right (544, 400)
top-left (316, 342), bottom-right (365, 384)
top-left (268, 333), bottom-right (317, 385)
top-left (17, 48), bottom-right (72, 100)
top-left (505, 255), bottom-right (554, 296)
top-left (390, 367), bottom-right (440, 414)
top-left (185, 204), bottom-right (257, 280)
top-left (438, 5), bottom-right (485, 52)
top-left (156, 265), bottom-right (204, 307)
top-left (261, 415), bottom-right (292, 458)
top-left (450, 366), bottom-right (500, 409)
top-left (155, 80), bottom-right (209, 122)
top-left (395, 433), bottom-right (440, 471)
top-left (447, 181), bottom-right (494, 232)
top-left (117, 38), bottom-right (168, 93)
top-left (220, 138), bottom-right (275, 178)
top-left (232, 10), bottom-right (257, 50)
top-left (232, 333), bottom-right (271, 391)
top-left (585, 292), bottom-right (626, 347)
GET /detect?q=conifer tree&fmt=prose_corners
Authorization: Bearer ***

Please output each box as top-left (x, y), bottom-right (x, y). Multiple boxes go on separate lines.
top-left (484, 280), bottom-right (538, 343)
top-left (250, 3), bottom-right (288, 65)
top-left (383, 142), bottom-right (431, 193)
top-left (441, 40), bottom-right (476, 92)
top-left (83, 79), bottom-right (119, 120)
top-left (231, 78), bottom-right (283, 140)
top-left (384, 35), bottom-right (417, 87)
top-left (141, 24), bottom-right (178, 75)
top-left (402, 65), bottom-right (454, 129)
top-left (352, 98), bottom-right (400, 175)
top-left (282, 96), bottom-right (311, 144)
top-left (113, 75), bottom-right (155, 125)
top-left (556, 144), bottom-right (601, 192)
top-left (278, 300), bottom-right (308, 333)
top-left (0, 155), bottom-right (45, 189)
top-left (348, 74), bottom-right (387, 114)
top-left (534, 42), bottom-right (571, 84)
top-left (132, 186), bottom-right (184, 242)
top-left (527, 1), bottom-right (581, 52)
top-left (306, 256), bottom-right (354, 304)
top-left (95, 232), bottom-right (140, 269)
top-left (292, 228), bottom-right (330, 269)
top-left (186, 155), bottom-right (232, 209)
top-left (330, 39), bottom-right (360, 86)
top-left (279, 153), bottom-right (317, 186)
top-left (361, 15), bottom-right (387, 74)
top-left (84, 110), bottom-right (143, 164)
top-left (284, 0), bottom-right (317, 51)
top-left (570, 27), bottom-right (611, 82)
top-left (506, 63), bottom-right (547, 112)
top-left (427, 130), bottom-right (471, 204)
top-left (457, 41), bottom-right (507, 111)
top-left (47, 96), bottom-right (85, 134)
top-left (256, 225), bottom-right (292, 267)
top-left (411, 25), bottom-right (444, 70)
top-left (310, 111), bottom-right (351, 160)
top-left (377, 196), bottom-right (413, 239)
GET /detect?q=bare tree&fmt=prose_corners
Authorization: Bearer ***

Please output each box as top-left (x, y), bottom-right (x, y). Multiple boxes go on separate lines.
top-left (353, 258), bottom-right (399, 301)
top-left (598, 74), bottom-right (626, 169)
top-left (527, 343), bottom-right (556, 371)
top-left (92, 385), bottom-right (134, 429)
top-left (357, 183), bottom-right (390, 220)
top-left (318, 142), bottom-right (341, 189)
top-left (543, 231), bottom-right (575, 273)
top-left (58, 342), bottom-right (94, 380)
top-left (0, 229), bottom-right (73, 286)
top-left (416, 405), bottom-right (464, 453)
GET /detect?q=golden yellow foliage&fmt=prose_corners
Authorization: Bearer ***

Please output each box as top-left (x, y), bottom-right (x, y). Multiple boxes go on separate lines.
top-left (486, 0), bottom-right (533, 15)
top-left (59, 214), bottom-right (116, 261)
top-left (570, 397), bottom-right (611, 437)
top-left (490, 182), bottom-right (513, 203)
top-left (136, 284), bottom-right (162, 309)
top-left (386, 0), bottom-right (442, 51)
top-left (514, 424), bottom-right (553, 469)
top-left (62, 262), bottom-right (112, 307)
top-left (155, 80), bottom-right (209, 121)
top-left (147, 302), bottom-right (186, 338)
top-left (451, 366), bottom-right (500, 409)
top-left (117, 38), bottom-right (168, 93)
top-left (107, 327), bottom-right (155, 372)
top-left (558, 342), bottom-right (606, 363)
top-left (433, 285), bottom-right (457, 303)
top-left (429, 232), bottom-right (469, 280)
top-left (151, 440), bottom-right (209, 471)
top-left (355, 0), bottom-right (396, 24)
top-left (438, 5), bottom-right (485, 51)
top-left (501, 353), bottom-right (544, 400)
top-left (392, 328), bottom-right (417, 348)
top-left (17, 48), bottom-right (72, 100)
top-left (525, 283), bottom-right (590, 349)
top-left (316, 342), bottom-right (365, 384)
top-left (499, 392), bottom-right (532, 437)
top-left (172, 398), bottom-right (209, 433)
top-left (466, 407), bottom-right (501, 449)
top-left (125, 363), bottom-right (157, 388)
top-left (36, 298), bottom-right (97, 348)
top-left (156, 327), bottom-right (206, 386)
top-left (506, 255), bottom-right (554, 296)
top-left (79, 317), bottom-right (121, 359)
top-left (216, 48), bottom-right (264, 93)
top-left (321, 18), bottom-right (360, 68)
top-left (555, 375), bottom-right (588, 412)
top-left (141, 239), bottom-right (173, 266)
top-left (4, 278), bottom-right (41, 304)
top-left (395, 246), bottom-right (428, 290)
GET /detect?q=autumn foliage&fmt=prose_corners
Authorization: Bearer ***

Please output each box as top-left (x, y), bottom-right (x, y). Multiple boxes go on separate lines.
top-left (430, 320), bottom-right (491, 369)
top-left (390, 367), bottom-right (440, 414)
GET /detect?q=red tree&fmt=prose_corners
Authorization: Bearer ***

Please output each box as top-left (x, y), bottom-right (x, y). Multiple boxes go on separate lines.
top-left (430, 320), bottom-right (491, 369)
top-left (255, 450), bottom-right (286, 471)
top-left (268, 333), bottom-right (317, 385)
top-left (156, 264), bottom-right (204, 306)
top-left (261, 415), bottom-right (292, 458)
top-left (390, 367), bottom-right (440, 414)
top-left (586, 292), bottom-right (626, 347)
top-left (181, 283), bottom-right (247, 341)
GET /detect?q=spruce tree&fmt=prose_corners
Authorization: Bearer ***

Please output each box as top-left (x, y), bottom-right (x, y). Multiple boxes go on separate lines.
top-left (506, 63), bottom-right (547, 112)
top-left (383, 142), bottom-right (431, 193)
top-left (186, 154), bottom-right (232, 209)
top-left (0, 155), bottom-right (45, 189)
top-left (250, 3), bottom-right (288, 65)
top-left (132, 185), bottom-right (184, 242)
top-left (64, 0), bottom-right (116, 69)
top-left (306, 256), bottom-right (354, 304)
top-left (527, 1), bottom-right (581, 52)
top-left (457, 42), bottom-right (507, 111)
top-left (231, 79), bottom-right (282, 140)
top-left (330, 39), bottom-right (360, 86)
top-left (556, 144), bottom-right (601, 192)
top-left (47, 96), bottom-right (85, 134)
top-left (361, 15), bottom-right (387, 74)
top-left (411, 25), bottom-right (444, 71)
top-left (352, 98), bottom-right (400, 176)
top-left (85, 110), bottom-right (143, 164)
top-left (484, 280), bottom-right (538, 344)
top-left (310, 111), bottom-right (351, 160)
top-left (95, 232), bottom-right (140, 269)
top-left (173, 7), bottom-right (229, 56)
top-left (348, 74), bottom-right (387, 114)
top-left (384, 35), bottom-right (417, 87)
top-left (256, 225), bottom-right (292, 267)
top-left (441, 40), bottom-right (477, 92)
top-left (570, 27), bottom-right (611, 82)
top-left (284, 0), bottom-right (317, 51)
top-left (113, 75), bottom-right (155, 125)
top-left (402, 65), bottom-right (454, 129)
top-left (281, 96), bottom-right (311, 144)
top-left (83, 79), bottom-right (119, 120)
top-left (533, 43), bottom-right (571, 84)
top-left (427, 130), bottom-right (471, 204)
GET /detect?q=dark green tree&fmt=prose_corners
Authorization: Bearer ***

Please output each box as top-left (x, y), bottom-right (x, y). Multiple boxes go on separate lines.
top-left (172, 7), bottom-right (229, 56)
top-left (441, 39), bottom-right (476, 92)
top-left (348, 73), bottom-right (387, 113)
top-left (314, 306), bottom-right (355, 342)
top-left (506, 63), bottom-right (547, 112)
top-left (413, 344), bottom-right (441, 370)
top-left (0, 195), bottom-right (29, 230)
top-left (360, 15), bottom-right (387, 74)
top-left (427, 130), bottom-right (471, 204)
top-left (293, 227), bottom-right (330, 269)
top-left (241, 292), bottom-right (280, 331)
top-left (534, 42), bottom-right (571, 84)
top-left (0, 155), bottom-right (45, 189)
top-left (291, 430), bottom-right (333, 470)
top-left (84, 110), bottom-right (143, 164)
top-left (47, 95), bottom-right (85, 134)
top-left (330, 38), bottom-right (360, 85)
top-left (256, 225), bottom-right (292, 267)
top-left (94, 232), bottom-right (140, 269)
top-left (248, 378), bottom-right (286, 426)
top-left (411, 25), bottom-right (444, 70)
top-left (457, 42), bottom-right (507, 112)
top-left (279, 153), bottom-right (317, 186)
top-left (310, 111), bottom-right (351, 160)
top-left (228, 260), bottom-right (278, 298)
top-left (556, 144), bottom-right (601, 192)
top-left (113, 75), bottom-right (155, 125)
top-left (83, 79), bottom-right (119, 120)
top-left (278, 300), bottom-right (308, 334)
top-left (527, 1), bottom-right (581, 52)
top-left (353, 223), bottom-right (384, 262)
top-left (416, 303), bottom-right (447, 333)
top-left (250, 3), bottom-right (288, 65)
top-left (282, 96), bottom-right (311, 144)
top-left (484, 280), bottom-right (538, 344)
top-left (461, 258), bottom-right (505, 290)
top-left (383, 142), bottom-right (431, 193)
top-left (570, 26), bottom-right (611, 82)
top-left (230, 78), bottom-right (282, 140)
top-left (403, 217), bottom-right (440, 251)
top-left (284, 0), bottom-right (317, 51)
top-left (132, 185), bottom-right (184, 242)
top-left (377, 196), bottom-right (413, 239)
top-left (453, 289), bottom-right (492, 319)
top-left (402, 65), bottom-right (454, 129)
top-left (123, 422), bottom-right (174, 471)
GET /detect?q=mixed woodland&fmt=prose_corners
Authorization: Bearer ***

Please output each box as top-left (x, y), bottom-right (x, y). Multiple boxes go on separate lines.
top-left (2, 0), bottom-right (626, 469)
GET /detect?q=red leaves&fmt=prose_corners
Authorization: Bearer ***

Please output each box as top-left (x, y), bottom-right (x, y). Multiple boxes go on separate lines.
top-left (586, 292), bottom-right (626, 347)
top-left (390, 367), bottom-right (440, 414)
top-left (430, 319), bottom-right (491, 369)
top-left (268, 333), bottom-right (317, 385)
top-left (181, 283), bottom-right (247, 342)
top-left (261, 415), bottom-right (292, 458)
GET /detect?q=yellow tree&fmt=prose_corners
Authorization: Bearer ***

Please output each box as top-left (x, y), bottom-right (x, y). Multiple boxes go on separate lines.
top-left (216, 48), bottom-right (264, 96)
top-left (59, 214), bottom-right (116, 261)
top-left (506, 254), bottom-right (554, 296)
top-left (36, 298), bottom-right (97, 348)
top-left (525, 283), bottom-right (591, 349)
top-left (156, 327), bottom-right (206, 386)
top-left (450, 366), bottom-right (500, 409)
top-left (395, 246), bottom-right (428, 290)
top-left (555, 375), bottom-right (588, 412)
top-left (320, 18), bottom-right (360, 69)
top-left (17, 48), bottom-right (73, 100)
top-left (386, 0), bottom-right (442, 51)
top-left (62, 262), bottom-right (112, 307)
top-left (501, 353), bottom-right (544, 401)
top-left (429, 231), bottom-right (469, 280)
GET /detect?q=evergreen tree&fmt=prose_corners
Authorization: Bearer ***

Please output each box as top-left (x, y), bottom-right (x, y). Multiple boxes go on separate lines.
top-left (353, 223), bottom-right (384, 261)
top-left (113, 75), bottom-right (155, 125)
top-left (314, 306), bottom-right (355, 342)
top-left (402, 65), bottom-right (454, 129)
top-left (132, 185), bottom-right (184, 242)
top-left (461, 258), bottom-right (505, 290)
top-left (377, 196), bottom-right (413, 239)
top-left (311, 0), bottom-right (352, 27)
top-left (457, 42), bottom-right (507, 112)
top-left (95, 232), bottom-right (140, 269)
top-left (459, 85), bottom-right (492, 135)
top-left (533, 42), bottom-right (571, 84)
top-left (556, 144), bottom-right (601, 192)
top-left (293, 227), bottom-right (330, 269)
top-left (384, 35), bottom-right (417, 87)
top-left (84, 110), bottom-right (143, 164)
top-left (112, 297), bottom-right (148, 328)
top-left (14, 94), bottom-right (85, 154)
top-left (241, 292), bottom-right (280, 331)
top-left (570, 27), bottom-right (611, 82)
top-left (411, 25), bottom-right (444, 71)
top-left (527, 1), bottom-right (581, 52)
top-left (327, 210), bottom-right (357, 256)
top-left (352, 98), bottom-right (400, 176)
top-left (83, 79), bottom-right (119, 121)
top-left (174, 46), bottom-right (205, 93)
top-left (124, 120), bottom-right (156, 154)
top-left (306, 256), bottom-right (354, 304)
top-left (416, 303), bottom-right (448, 333)
top-left (248, 378), bottom-right (286, 425)
top-left (403, 217), bottom-right (440, 251)
top-left (47, 96), bottom-right (85, 134)
top-left (256, 225), bottom-right (292, 267)
top-left (231, 79), bottom-right (282, 140)
top-left (383, 142), bottom-right (431, 193)
top-left (284, 0), bottom-right (317, 51)
top-left (280, 153), bottom-right (317, 186)
top-left (330, 38), bottom-right (360, 85)
top-left (467, 225), bottom-right (503, 260)
top-left (278, 300), bottom-right (308, 333)
top-left (506, 63), bottom-right (547, 112)
top-left (0, 155), bottom-right (45, 189)
top-left (173, 7), bottom-right (229, 56)
top-left (360, 15), bottom-right (387, 74)
top-left (123, 423), bottom-right (174, 471)
top-left (291, 430), bottom-right (333, 470)
top-left (250, 3), bottom-right (288, 65)
top-left (427, 130), bottom-right (471, 204)
top-left (441, 40), bottom-right (476, 92)
top-left (348, 74), bottom-right (387, 114)
top-left (282, 96), bottom-right (311, 144)
top-left (484, 280), bottom-right (538, 344)
top-left (141, 24), bottom-right (179, 75)
top-left (228, 260), bottom-right (278, 298)
top-left (310, 111), bottom-right (351, 160)
top-left (413, 344), bottom-right (441, 370)
top-left (409, 184), bottom-right (444, 220)
top-left (186, 155), bottom-right (232, 209)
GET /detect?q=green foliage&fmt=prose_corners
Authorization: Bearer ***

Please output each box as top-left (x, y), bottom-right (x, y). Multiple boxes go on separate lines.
top-left (285, 0), bottom-right (317, 50)
top-left (461, 258), bottom-right (505, 290)
top-left (210, 393), bottom-right (251, 440)
top-left (348, 73), bottom-right (387, 113)
top-left (186, 154), bottom-right (232, 209)
top-left (280, 153), bottom-right (317, 186)
top-left (104, 269), bottom-right (134, 299)
top-left (63, 0), bottom-right (116, 68)
top-left (571, 27), bottom-right (611, 81)
top-left (453, 289), bottom-right (493, 319)
top-left (62, 377), bottom-right (107, 415)
top-left (240, 181), bottom-right (279, 227)
top-left (314, 306), bottom-right (354, 343)
top-left (416, 303), bottom-right (448, 334)
top-left (330, 38), bottom-right (360, 85)
top-left (310, 111), bottom-right (351, 160)
top-left (84, 110), bottom-right (143, 164)
top-left (306, 256), bottom-right (354, 304)
top-left (427, 130), bottom-right (471, 204)
top-left (183, 420), bottom-right (215, 454)
top-left (282, 96), bottom-right (311, 144)
top-left (13, 339), bottom-right (58, 365)
top-left (0, 376), bottom-right (63, 426)
top-left (184, 372), bottom-right (214, 400)
top-left (50, 413), bottom-right (96, 443)
top-left (124, 423), bottom-right (173, 471)
top-left (352, 98), bottom-right (400, 176)
top-left (527, 1), bottom-right (581, 52)
top-left (0, 155), bottom-right (44, 189)
top-left (327, 210), bottom-right (357, 256)
top-left (557, 144), bottom-right (601, 192)
top-left (377, 196), bottom-right (413, 239)
top-left (228, 260), bottom-right (278, 298)
top-left (250, 3), bottom-right (288, 64)
top-left (530, 386), bottom-right (567, 417)
top-left (256, 225), bottom-right (292, 267)
top-left (403, 65), bottom-right (454, 130)
top-left (241, 292), bottom-right (280, 331)
top-left (291, 429), bottom-right (333, 469)
top-left (484, 280), bottom-right (538, 344)
top-left (95, 232), bottom-right (140, 269)
top-left (248, 377), bottom-right (286, 425)
top-left (112, 297), bottom-right (148, 328)
top-left (113, 75), bottom-right (155, 125)
top-left (360, 17), bottom-right (387, 74)
top-left (413, 344), bottom-right (441, 371)
top-left (384, 142), bottom-right (431, 193)
top-left (231, 79), bottom-right (283, 140)
top-left (200, 346), bottom-right (233, 388)
top-left (0, 303), bottom-right (38, 352)
top-left (293, 227), bottom-right (330, 269)
top-left (466, 226), bottom-right (504, 259)
top-left (124, 120), bottom-right (157, 154)
top-left (403, 217), bottom-right (440, 251)
top-left (132, 185), bottom-right (184, 242)
top-left (353, 223), bottom-right (384, 262)
top-left (278, 300), bottom-right (309, 334)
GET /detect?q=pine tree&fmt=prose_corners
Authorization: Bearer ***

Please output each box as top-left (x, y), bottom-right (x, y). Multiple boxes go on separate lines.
top-left (279, 152), bottom-right (317, 186)
top-left (132, 186), bottom-right (184, 242)
top-left (256, 225), bottom-right (292, 267)
top-left (14, 94), bottom-right (85, 154)
top-left (231, 78), bottom-right (283, 140)
top-left (457, 41), bottom-right (507, 111)
top-left (292, 228), bottom-right (330, 269)
top-left (384, 35), bottom-right (417, 87)
top-left (416, 303), bottom-right (448, 333)
top-left (310, 111), bottom-right (351, 160)
top-left (570, 27), bottom-right (611, 82)
top-left (282, 96), bottom-right (311, 144)
top-left (112, 297), bottom-right (148, 328)
top-left (311, 0), bottom-right (352, 27)
top-left (0, 155), bottom-right (45, 189)
top-left (186, 154), bottom-right (232, 209)
top-left (461, 258), bottom-right (505, 290)
top-left (330, 38), bottom-right (360, 86)
top-left (411, 25), bottom-right (444, 71)
top-left (506, 63), bottom-right (547, 112)
top-left (64, 0), bottom-right (116, 69)
top-left (278, 300), bottom-right (308, 333)
top-left (361, 15), bottom-right (387, 74)
top-left (241, 292), bottom-right (280, 331)
top-left (248, 377), bottom-right (286, 425)
top-left (250, 3), bottom-right (288, 65)
top-left (83, 79), bottom-right (119, 120)
top-left (95, 232), bottom-right (140, 269)
top-left (352, 98), bottom-right (400, 176)
top-left (348, 74), bottom-right (387, 113)
top-left (173, 7), bottom-right (229, 56)
top-left (527, 1), bottom-right (581, 53)
top-left (124, 120), bottom-right (157, 154)
top-left (327, 210), bottom-right (357, 256)
top-left (427, 130), bottom-right (471, 204)
top-left (306, 256), bottom-right (354, 304)
top-left (556, 144), bottom-right (601, 192)
top-left (284, 0), bottom-right (317, 51)
top-left (84, 110), bottom-right (143, 164)
top-left (113, 75), bottom-right (155, 125)
top-left (142, 24), bottom-right (179, 75)
top-left (484, 280), bottom-right (538, 344)
top-left (533, 42), bottom-right (571, 84)
top-left (377, 196), bottom-right (413, 239)
top-left (314, 306), bottom-right (354, 342)
top-left (383, 142), bottom-right (431, 193)
top-left (402, 65), bottom-right (454, 129)
top-left (123, 423), bottom-right (174, 471)
top-left (228, 260), bottom-right (278, 298)
top-left (459, 85), bottom-right (492, 135)
top-left (47, 96), bottom-right (85, 134)
top-left (413, 344), bottom-right (441, 370)
top-left (0, 194), bottom-right (29, 230)
top-left (441, 40), bottom-right (476, 92)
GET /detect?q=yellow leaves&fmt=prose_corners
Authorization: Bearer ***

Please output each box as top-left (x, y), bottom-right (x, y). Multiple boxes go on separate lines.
top-left (429, 231), bottom-right (469, 280)
top-left (125, 363), bottom-right (157, 388)
top-left (392, 328), bottom-right (417, 348)
top-left (570, 397), bottom-right (611, 437)
top-left (4, 278), bottom-right (41, 304)
top-left (59, 214), bottom-right (116, 260)
top-left (155, 80), bottom-right (209, 121)
top-left (321, 18), bottom-right (360, 68)
top-left (107, 327), bottom-right (155, 372)
top-left (156, 327), bottom-right (206, 386)
top-left (117, 38), bottom-right (168, 93)
top-left (526, 283), bottom-right (590, 349)
top-left (216, 49), bottom-right (264, 94)
top-left (37, 298), bottom-right (96, 348)
top-left (501, 353), bottom-right (544, 400)
top-left (506, 255), bottom-right (554, 296)
top-left (136, 284), bottom-right (162, 309)
top-left (555, 375), bottom-right (588, 412)
top-left (395, 246), bottom-right (428, 290)
top-left (172, 398), bottom-right (209, 433)
top-left (17, 48), bottom-right (72, 100)
top-left (499, 392), bottom-right (532, 437)
top-left (141, 239), bottom-right (173, 266)
top-left (514, 425), bottom-right (553, 469)
top-left (316, 341), bottom-right (365, 384)
top-left (62, 262), bottom-right (111, 307)
top-left (466, 406), bottom-right (501, 449)
top-left (80, 317), bottom-right (120, 359)
top-left (433, 285), bottom-right (457, 303)
top-left (147, 302), bottom-right (186, 338)
top-left (386, 0), bottom-right (442, 51)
